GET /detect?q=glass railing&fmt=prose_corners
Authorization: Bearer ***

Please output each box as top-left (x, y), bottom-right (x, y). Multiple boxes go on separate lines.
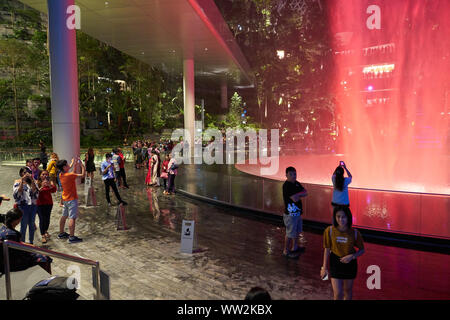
top-left (1, 239), bottom-right (103, 300)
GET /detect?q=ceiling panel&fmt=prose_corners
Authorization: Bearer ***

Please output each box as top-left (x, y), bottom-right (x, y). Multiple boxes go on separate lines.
top-left (18, 0), bottom-right (252, 85)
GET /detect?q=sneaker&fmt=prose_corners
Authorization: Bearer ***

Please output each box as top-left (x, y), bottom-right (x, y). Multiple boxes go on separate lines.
top-left (68, 236), bottom-right (83, 244)
top-left (57, 232), bottom-right (70, 239)
top-left (291, 247), bottom-right (306, 254)
top-left (283, 251), bottom-right (299, 259)
top-left (299, 234), bottom-right (308, 244)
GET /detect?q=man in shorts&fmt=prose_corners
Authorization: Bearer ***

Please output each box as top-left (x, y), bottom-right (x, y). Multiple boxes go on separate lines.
top-left (56, 157), bottom-right (85, 244)
top-left (282, 166), bottom-right (308, 258)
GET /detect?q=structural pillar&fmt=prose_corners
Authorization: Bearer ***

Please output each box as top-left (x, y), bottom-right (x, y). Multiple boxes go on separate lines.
top-left (221, 78), bottom-right (228, 109)
top-left (183, 58), bottom-right (195, 157)
top-left (47, 0), bottom-right (80, 162)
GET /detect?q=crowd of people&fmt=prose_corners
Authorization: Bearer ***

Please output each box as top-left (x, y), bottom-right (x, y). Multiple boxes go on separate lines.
top-left (131, 139), bottom-right (179, 195)
top-left (0, 137), bottom-right (365, 300)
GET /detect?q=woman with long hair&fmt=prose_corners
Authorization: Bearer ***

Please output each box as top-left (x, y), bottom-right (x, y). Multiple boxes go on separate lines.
top-left (46, 152), bottom-right (59, 189)
top-left (13, 167), bottom-right (39, 244)
top-left (150, 149), bottom-right (160, 187)
top-left (145, 151), bottom-right (153, 187)
top-left (36, 170), bottom-right (57, 244)
top-left (321, 206), bottom-right (365, 300)
top-left (85, 147), bottom-right (96, 180)
top-left (331, 161), bottom-right (352, 209)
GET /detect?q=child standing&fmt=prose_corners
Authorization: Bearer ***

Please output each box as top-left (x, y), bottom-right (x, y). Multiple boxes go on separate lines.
top-left (36, 170), bottom-right (57, 244)
top-left (161, 155), bottom-right (170, 190)
top-left (56, 157), bottom-right (85, 244)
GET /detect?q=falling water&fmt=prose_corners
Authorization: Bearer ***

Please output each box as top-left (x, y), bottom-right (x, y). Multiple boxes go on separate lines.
top-left (327, 0), bottom-right (449, 194)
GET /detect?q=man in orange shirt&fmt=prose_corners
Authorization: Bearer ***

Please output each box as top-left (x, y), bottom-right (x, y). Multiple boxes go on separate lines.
top-left (56, 157), bottom-right (85, 244)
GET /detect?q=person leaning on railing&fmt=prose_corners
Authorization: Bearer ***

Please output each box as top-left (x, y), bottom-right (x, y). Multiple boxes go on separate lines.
top-left (0, 208), bottom-right (52, 275)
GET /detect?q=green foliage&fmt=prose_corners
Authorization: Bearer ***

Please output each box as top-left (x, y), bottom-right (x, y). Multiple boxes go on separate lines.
top-left (214, 0), bottom-right (333, 128)
top-left (17, 127), bottom-right (52, 146)
top-left (224, 92), bottom-right (245, 128)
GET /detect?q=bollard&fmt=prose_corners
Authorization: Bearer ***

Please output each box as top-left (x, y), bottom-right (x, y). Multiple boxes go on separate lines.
top-left (180, 220), bottom-right (195, 254)
top-left (84, 177), bottom-right (97, 207)
top-left (115, 204), bottom-right (128, 230)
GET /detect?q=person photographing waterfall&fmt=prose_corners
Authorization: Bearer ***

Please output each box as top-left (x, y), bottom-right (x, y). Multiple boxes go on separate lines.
top-left (331, 161), bottom-right (352, 209)
top-left (56, 157), bottom-right (85, 244)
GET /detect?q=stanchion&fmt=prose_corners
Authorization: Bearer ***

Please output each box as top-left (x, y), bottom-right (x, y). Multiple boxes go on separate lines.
top-left (84, 177), bottom-right (97, 207)
top-left (180, 220), bottom-right (196, 253)
top-left (115, 204), bottom-right (129, 230)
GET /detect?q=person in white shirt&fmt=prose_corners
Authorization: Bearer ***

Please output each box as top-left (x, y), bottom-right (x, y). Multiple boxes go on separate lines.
top-left (164, 153), bottom-right (178, 195)
top-left (331, 161), bottom-right (352, 209)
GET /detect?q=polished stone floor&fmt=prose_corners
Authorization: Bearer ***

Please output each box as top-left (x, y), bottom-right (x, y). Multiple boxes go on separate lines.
top-left (0, 163), bottom-right (448, 300)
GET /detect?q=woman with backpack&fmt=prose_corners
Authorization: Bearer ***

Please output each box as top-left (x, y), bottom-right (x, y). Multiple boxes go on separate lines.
top-left (320, 206), bottom-right (365, 300)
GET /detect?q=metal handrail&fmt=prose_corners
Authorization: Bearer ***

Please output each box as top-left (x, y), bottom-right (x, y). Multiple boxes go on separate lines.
top-left (1, 240), bottom-right (101, 300)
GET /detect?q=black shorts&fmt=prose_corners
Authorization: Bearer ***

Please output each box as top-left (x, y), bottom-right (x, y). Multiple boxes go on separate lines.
top-left (329, 252), bottom-right (357, 279)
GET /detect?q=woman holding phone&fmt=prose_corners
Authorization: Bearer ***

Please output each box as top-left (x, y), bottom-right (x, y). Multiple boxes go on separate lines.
top-left (13, 167), bottom-right (39, 244)
top-left (36, 170), bottom-right (57, 243)
top-left (331, 161), bottom-right (352, 209)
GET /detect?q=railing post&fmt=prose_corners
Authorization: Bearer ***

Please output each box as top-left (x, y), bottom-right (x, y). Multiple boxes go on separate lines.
top-left (3, 241), bottom-right (12, 300)
top-left (93, 262), bottom-right (101, 300)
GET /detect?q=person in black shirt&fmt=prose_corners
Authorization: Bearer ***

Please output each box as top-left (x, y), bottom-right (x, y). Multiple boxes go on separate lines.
top-left (0, 208), bottom-right (52, 274)
top-left (282, 167), bottom-right (308, 258)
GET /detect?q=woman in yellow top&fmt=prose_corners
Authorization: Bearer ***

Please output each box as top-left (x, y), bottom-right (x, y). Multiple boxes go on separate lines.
top-left (321, 206), bottom-right (365, 300)
top-left (46, 152), bottom-right (59, 187)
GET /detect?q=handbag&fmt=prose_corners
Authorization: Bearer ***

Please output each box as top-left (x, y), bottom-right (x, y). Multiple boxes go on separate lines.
top-left (160, 172), bottom-right (168, 179)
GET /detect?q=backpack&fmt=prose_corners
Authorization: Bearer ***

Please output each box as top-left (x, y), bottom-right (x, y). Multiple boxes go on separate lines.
top-left (170, 162), bottom-right (179, 171)
top-left (24, 276), bottom-right (79, 300)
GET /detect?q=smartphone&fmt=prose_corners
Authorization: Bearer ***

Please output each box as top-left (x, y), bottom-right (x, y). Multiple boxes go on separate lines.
top-left (322, 273), bottom-right (329, 281)
top-left (339, 161), bottom-right (344, 166)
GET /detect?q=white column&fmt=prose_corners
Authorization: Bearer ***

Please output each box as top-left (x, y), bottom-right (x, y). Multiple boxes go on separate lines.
top-left (47, 0), bottom-right (80, 162)
top-left (183, 58), bottom-right (195, 157)
top-left (221, 79), bottom-right (228, 109)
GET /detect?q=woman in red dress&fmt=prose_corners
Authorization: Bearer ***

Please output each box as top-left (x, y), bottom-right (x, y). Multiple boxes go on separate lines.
top-left (145, 156), bottom-right (152, 186)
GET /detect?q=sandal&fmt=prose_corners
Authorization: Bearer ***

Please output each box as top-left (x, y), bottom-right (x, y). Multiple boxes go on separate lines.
top-left (41, 236), bottom-right (47, 244)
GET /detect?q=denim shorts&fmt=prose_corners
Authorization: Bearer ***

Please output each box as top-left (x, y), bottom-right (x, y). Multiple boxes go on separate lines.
top-left (62, 199), bottom-right (78, 219)
top-left (283, 213), bottom-right (302, 238)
